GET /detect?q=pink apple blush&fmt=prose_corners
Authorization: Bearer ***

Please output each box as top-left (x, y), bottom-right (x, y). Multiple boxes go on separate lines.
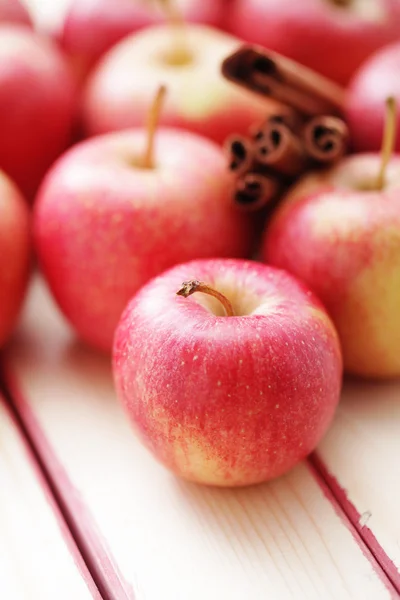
top-left (113, 258), bottom-right (342, 487)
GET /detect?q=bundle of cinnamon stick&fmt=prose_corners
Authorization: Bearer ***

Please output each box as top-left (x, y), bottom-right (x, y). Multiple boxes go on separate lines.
top-left (222, 45), bottom-right (350, 211)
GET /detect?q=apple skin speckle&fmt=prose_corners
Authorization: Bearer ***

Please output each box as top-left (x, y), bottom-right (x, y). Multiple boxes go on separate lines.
top-left (33, 129), bottom-right (254, 351)
top-left (263, 153), bottom-right (400, 378)
top-left (113, 258), bottom-right (342, 487)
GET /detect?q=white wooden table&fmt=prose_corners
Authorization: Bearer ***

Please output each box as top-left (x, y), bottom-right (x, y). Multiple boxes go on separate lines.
top-left (0, 389), bottom-right (100, 599)
top-left (316, 380), bottom-right (400, 589)
top-left (2, 277), bottom-right (399, 600)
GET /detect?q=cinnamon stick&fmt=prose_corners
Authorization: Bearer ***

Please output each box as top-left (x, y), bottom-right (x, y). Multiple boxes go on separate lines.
top-left (252, 119), bottom-right (308, 178)
top-left (222, 46), bottom-right (350, 211)
top-left (265, 111), bottom-right (303, 133)
top-left (224, 134), bottom-right (255, 177)
top-left (302, 116), bottom-right (349, 163)
top-left (234, 172), bottom-right (280, 211)
top-left (222, 45), bottom-right (345, 117)
top-left (249, 107), bottom-right (301, 134)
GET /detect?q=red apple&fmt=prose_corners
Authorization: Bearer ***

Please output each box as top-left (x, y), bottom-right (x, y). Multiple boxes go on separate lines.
top-left (262, 152), bottom-right (400, 378)
top-left (0, 171), bottom-right (31, 347)
top-left (346, 41), bottom-right (400, 152)
top-left (0, 26), bottom-right (77, 200)
top-left (60, 0), bottom-right (226, 80)
top-left (81, 24), bottom-right (275, 144)
top-left (112, 257), bottom-right (342, 487)
top-left (227, 0), bottom-right (400, 85)
top-left (0, 0), bottom-right (32, 27)
top-left (34, 128), bottom-right (254, 352)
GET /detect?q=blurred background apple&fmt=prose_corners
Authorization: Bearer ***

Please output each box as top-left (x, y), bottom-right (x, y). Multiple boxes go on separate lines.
top-left (59, 0), bottom-right (228, 81)
top-left (34, 124), bottom-right (254, 351)
top-left (346, 41), bottom-right (400, 152)
top-left (0, 170), bottom-right (31, 347)
top-left (0, 25), bottom-right (77, 199)
top-left (262, 149), bottom-right (400, 378)
top-left (0, 0), bottom-right (32, 27)
top-left (81, 24), bottom-right (277, 144)
top-left (227, 0), bottom-right (400, 85)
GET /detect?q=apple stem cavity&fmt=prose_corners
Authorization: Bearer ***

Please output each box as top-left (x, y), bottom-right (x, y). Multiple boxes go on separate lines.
top-left (376, 96), bottom-right (397, 190)
top-left (142, 84), bottom-right (167, 170)
top-left (159, 0), bottom-right (192, 65)
top-left (176, 280), bottom-right (236, 317)
top-left (329, 0), bottom-right (352, 6)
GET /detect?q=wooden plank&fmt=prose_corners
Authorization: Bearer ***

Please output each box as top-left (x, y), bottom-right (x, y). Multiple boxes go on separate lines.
top-left (0, 391), bottom-right (100, 600)
top-left (2, 277), bottom-right (396, 600)
top-left (314, 379), bottom-right (400, 590)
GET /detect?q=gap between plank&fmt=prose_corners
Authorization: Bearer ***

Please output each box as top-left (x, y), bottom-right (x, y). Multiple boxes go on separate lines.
top-left (0, 372), bottom-right (133, 600)
top-left (0, 386), bottom-right (103, 600)
top-left (309, 453), bottom-right (400, 596)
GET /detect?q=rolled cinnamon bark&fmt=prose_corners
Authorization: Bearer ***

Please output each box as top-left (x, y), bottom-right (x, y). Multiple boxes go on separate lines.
top-left (267, 111), bottom-right (303, 132)
top-left (234, 172), bottom-right (280, 211)
top-left (302, 116), bottom-right (349, 163)
top-left (252, 119), bottom-right (308, 178)
top-left (224, 134), bottom-right (255, 176)
top-left (222, 45), bottom-right (345, 117)
top-left (249, 108), bottom-right (302, 136)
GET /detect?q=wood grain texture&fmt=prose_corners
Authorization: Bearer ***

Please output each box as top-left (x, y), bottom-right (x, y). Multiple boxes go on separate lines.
top-left (2, 278), bottom-right (396, 600)
top-left (0, 391), bottom-right (100, 599)
top-left (315, 379), bottom-right (400, 590)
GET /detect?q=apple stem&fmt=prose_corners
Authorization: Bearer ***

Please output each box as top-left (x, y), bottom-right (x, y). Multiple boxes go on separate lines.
top-left (142, 85), bottom-right (166, 169)
top-left (159, 0), bottom-right (191, 64)
top-left (176, 280), bottom-right (235, 317)
top-left (376, 96), bottom-right (397, 190)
